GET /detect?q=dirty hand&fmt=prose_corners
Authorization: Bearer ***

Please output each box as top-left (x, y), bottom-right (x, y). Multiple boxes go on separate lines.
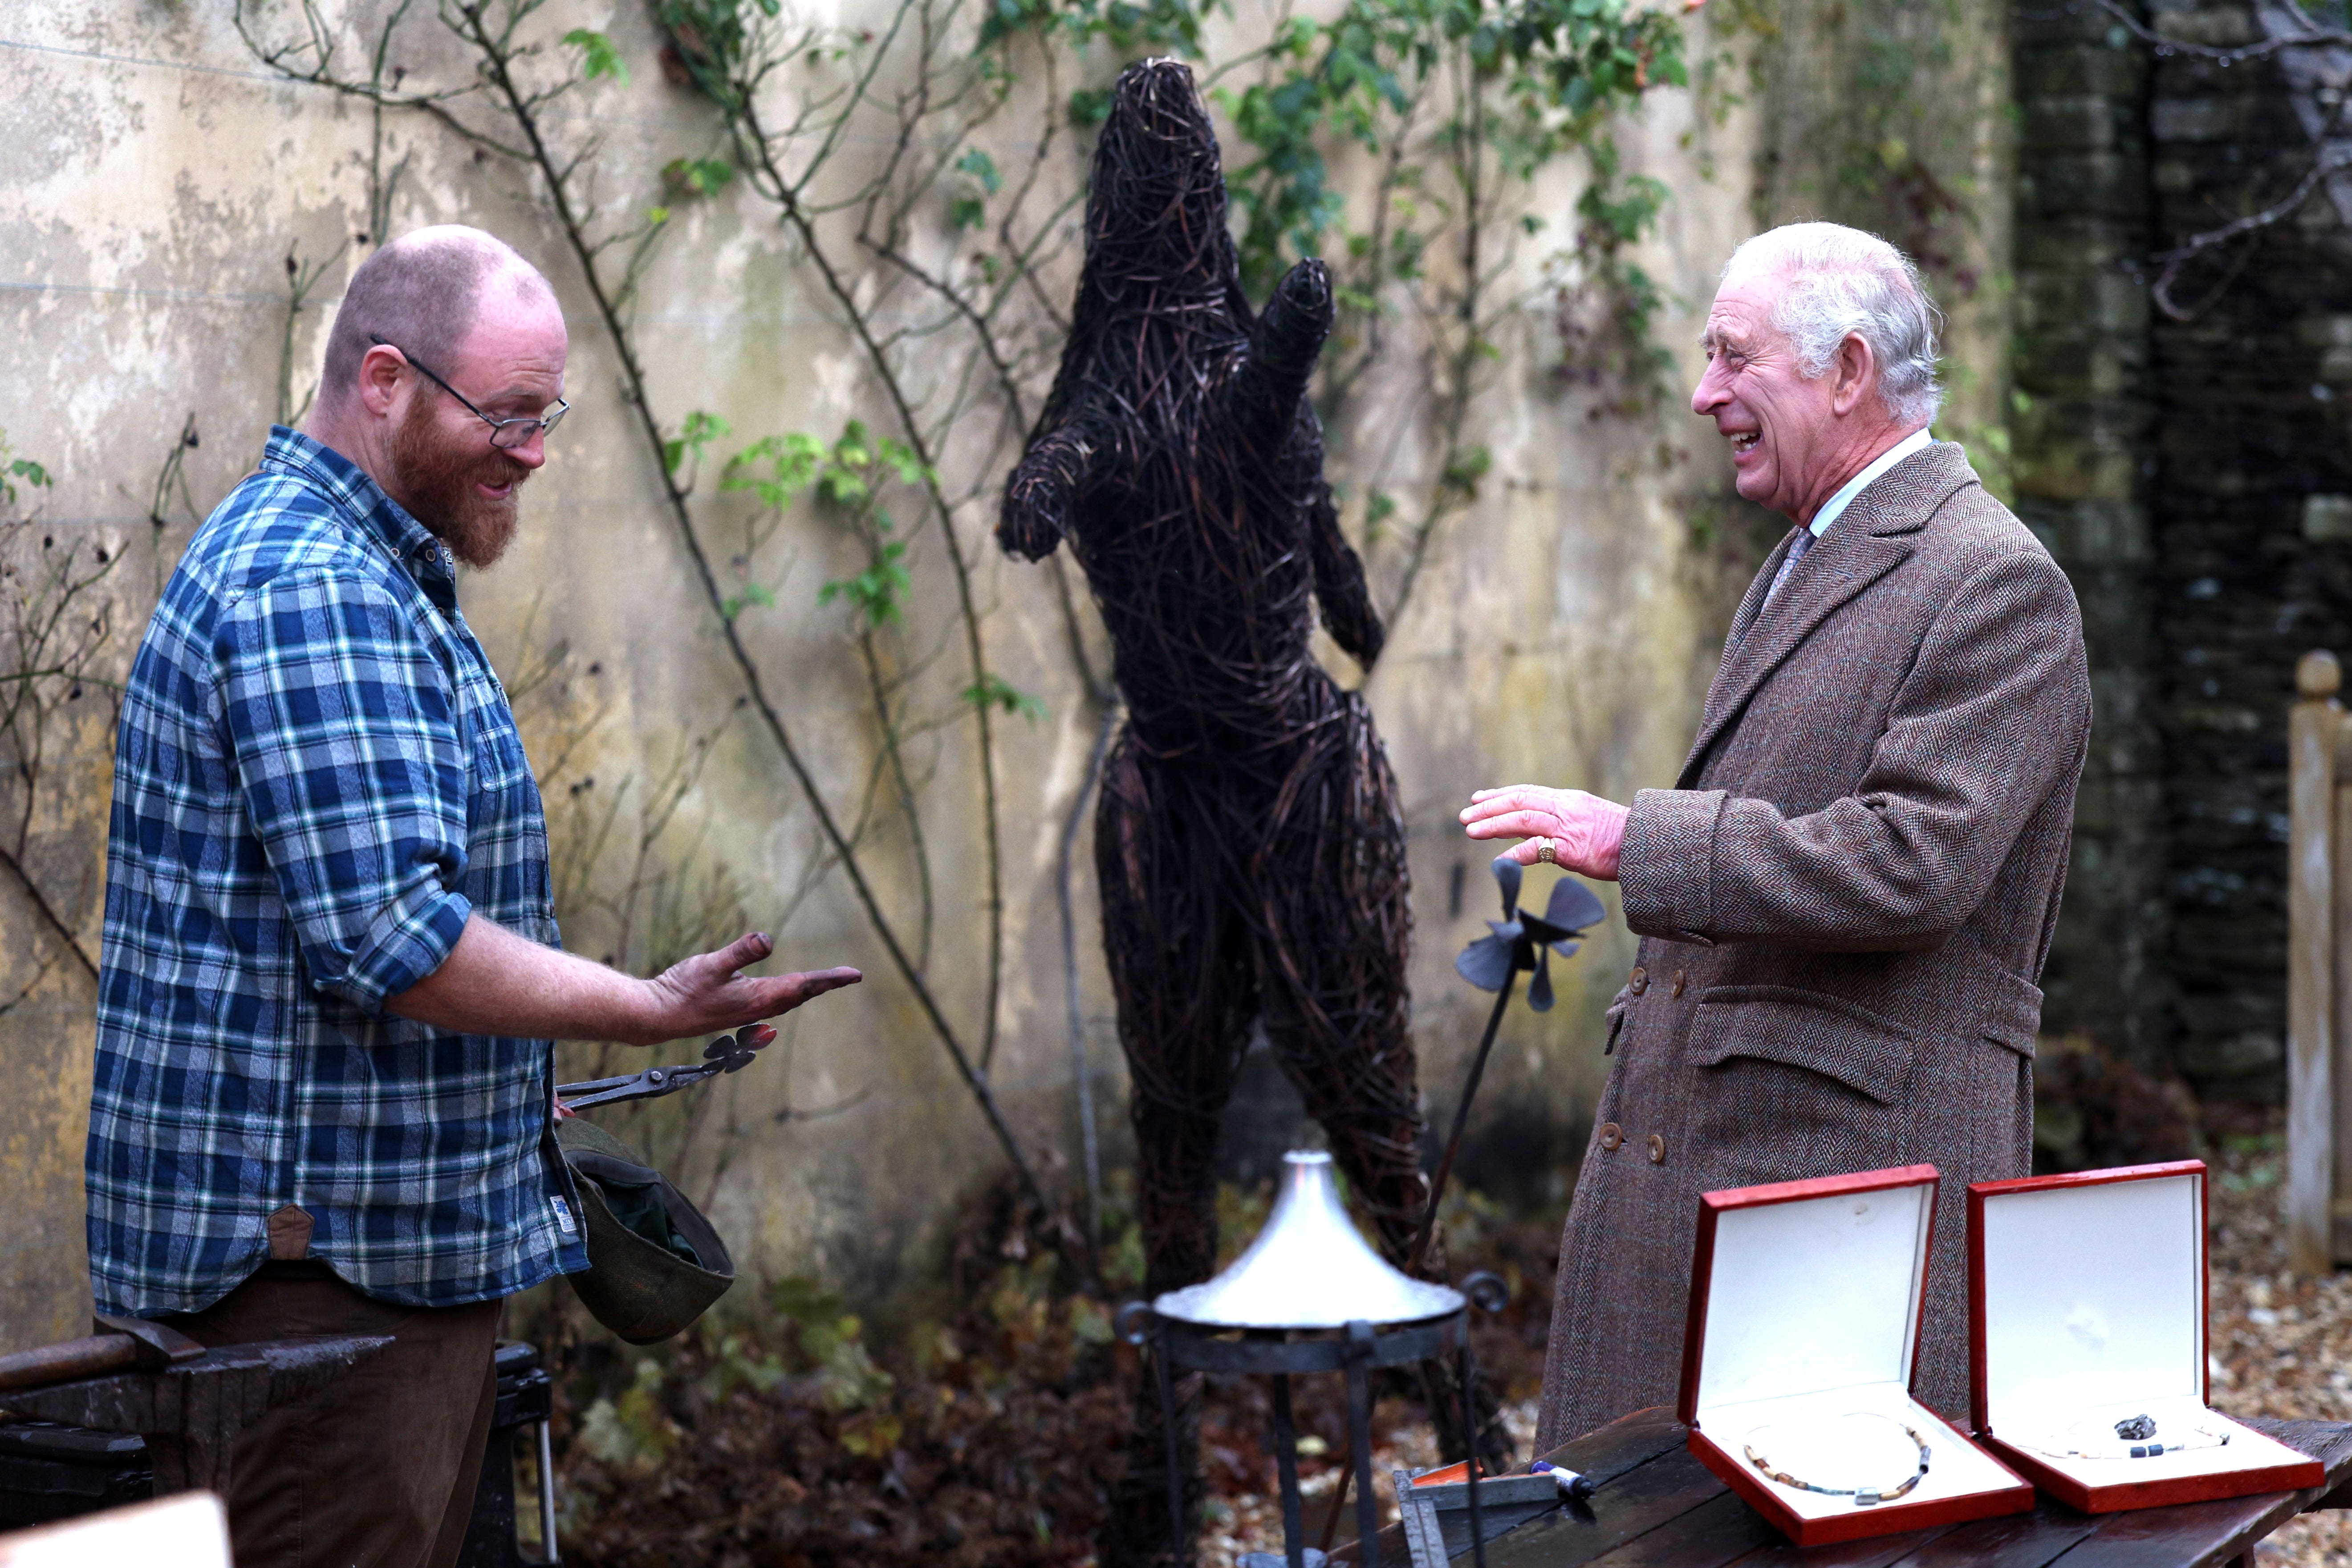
top-left (1459, 785), bottom-right (1629, 879)
top-left (637, 932), bottom-right (861, 1044)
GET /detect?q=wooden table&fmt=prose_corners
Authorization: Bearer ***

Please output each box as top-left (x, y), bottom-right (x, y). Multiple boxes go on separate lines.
top-left (1345, 1407), bottom-right (2352, 1568)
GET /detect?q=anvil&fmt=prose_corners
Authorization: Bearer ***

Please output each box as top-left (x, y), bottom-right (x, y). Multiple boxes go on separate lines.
top-left (0, 1322), bottom-right (389, 1495)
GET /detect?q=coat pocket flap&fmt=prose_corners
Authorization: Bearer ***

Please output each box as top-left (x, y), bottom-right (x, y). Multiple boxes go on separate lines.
top-left (1980, 967), bottom-right (2045, 1058)
top-left (1688, 985), bottom-right (1920, 1106)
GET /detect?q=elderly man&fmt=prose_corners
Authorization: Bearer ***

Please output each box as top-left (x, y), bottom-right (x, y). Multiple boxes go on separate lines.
top-left (1463, 222), bottom-right (2090, 1444)
top-left (88, 226), bottom-right (860, 1568)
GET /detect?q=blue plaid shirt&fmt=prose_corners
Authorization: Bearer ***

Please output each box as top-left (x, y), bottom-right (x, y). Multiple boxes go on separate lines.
top-left (87, 427), bottom-right (589, 1315)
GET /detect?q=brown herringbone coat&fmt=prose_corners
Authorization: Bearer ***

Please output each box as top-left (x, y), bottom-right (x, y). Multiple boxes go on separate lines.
top-left (1534, 442), bottom-right (2091, 1449)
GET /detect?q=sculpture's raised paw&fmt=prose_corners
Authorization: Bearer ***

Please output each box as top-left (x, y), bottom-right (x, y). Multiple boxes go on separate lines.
top-left (1269, 256), bottom-right (1333, 322)
top-left (999, 465), bottom-right (1072, 561)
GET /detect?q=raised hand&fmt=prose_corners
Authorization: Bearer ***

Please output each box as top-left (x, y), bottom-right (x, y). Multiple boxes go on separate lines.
top-left (638, 931), bottom-right (861, 1044)
top-left (1460, 784), bottom-right (1630, 878)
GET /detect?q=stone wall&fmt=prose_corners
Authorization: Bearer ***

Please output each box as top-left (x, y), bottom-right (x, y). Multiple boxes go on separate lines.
top-left (2011, 0), bottom-right (2352, 1099)
top-left (2011, 3), bottom-right (2168, 1065)
top-left (2144, 0), bottom-right (2352, 1097)
top-left (0, 0), bottom-right (1764, 1347)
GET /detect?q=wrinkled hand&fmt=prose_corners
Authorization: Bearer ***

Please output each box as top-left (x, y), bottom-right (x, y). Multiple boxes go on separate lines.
top-left (1459, 785), bottom-right (1630, 879)
top-left (633, 932), bottom-right (861, 1046)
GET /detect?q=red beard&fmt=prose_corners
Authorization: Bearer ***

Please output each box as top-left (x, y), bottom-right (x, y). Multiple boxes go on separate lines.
top-left (388, 398), bottom-right (530, 570)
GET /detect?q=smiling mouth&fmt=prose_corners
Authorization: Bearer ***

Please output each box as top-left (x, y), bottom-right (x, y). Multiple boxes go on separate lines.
top-left (1726, 431), bottom-right (1760, 455)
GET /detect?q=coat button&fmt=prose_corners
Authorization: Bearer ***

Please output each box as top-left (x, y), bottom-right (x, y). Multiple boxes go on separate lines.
top-left (1628, 967), bottom-right (1649, 996)
top-left (1671, 969), bottom-right (1687, 998)
top-left (1648, 1134), bottom-right (1667, 1164)
top-left (1599, 1123), bottom-right (1624, 1152)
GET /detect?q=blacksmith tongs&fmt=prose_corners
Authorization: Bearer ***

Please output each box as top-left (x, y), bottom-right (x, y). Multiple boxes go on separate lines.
top-left (556, 1023), bottom-right (776, 1113)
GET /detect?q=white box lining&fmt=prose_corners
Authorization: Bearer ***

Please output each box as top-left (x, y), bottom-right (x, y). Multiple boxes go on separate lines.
top-left (1978, 1171), bottom-right (2307, 1489)
top-left (1693, 1180), bottom-right (1932, 1413)
top-left (1698, 1382), bottom-right (2021, 1524)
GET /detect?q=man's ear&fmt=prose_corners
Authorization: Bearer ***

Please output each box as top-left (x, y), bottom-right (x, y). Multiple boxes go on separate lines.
top-left (1829, 332), bottom-right (1877, 418)
top-left (357, 344), bottom-right (407, 420)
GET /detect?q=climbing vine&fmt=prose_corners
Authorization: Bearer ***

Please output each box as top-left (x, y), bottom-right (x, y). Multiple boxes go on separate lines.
top-left (226, 0), bottom-right (1688, 1243)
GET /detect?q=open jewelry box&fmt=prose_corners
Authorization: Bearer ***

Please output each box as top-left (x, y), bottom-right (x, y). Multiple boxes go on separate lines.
top-left (1679, 1164), bottom-right (2034, 1546)
top-left (1968, 1160), bottom-right (2322, 1512)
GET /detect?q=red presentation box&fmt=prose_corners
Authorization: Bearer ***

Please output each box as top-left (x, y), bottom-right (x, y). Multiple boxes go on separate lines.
top-left (1969, 1161), bottom-right (2323, 1513)
top-left (1678, 1164), bottom-right (2034, 1547)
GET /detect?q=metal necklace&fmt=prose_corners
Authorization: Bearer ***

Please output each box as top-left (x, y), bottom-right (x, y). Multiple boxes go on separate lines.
top-left (2014, 1412), bottom-right (2232, 1462)
top-left (1742, 1414), bottom-right (1934, 1507)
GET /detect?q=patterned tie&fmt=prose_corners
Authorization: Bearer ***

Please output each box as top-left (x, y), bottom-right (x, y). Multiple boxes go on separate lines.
top-left (1765, 526), bottom-right (1814, 603)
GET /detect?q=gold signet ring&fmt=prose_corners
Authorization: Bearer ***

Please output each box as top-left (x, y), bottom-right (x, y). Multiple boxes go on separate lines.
top-left (1537, 840), bottom-right (1557, 865)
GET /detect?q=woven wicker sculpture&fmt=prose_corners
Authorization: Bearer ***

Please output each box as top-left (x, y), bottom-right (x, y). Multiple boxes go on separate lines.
top-left (1000, 58), bottom-right (1438, 1564)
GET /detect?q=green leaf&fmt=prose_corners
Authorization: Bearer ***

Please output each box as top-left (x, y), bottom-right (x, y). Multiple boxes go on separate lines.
top-left (955, 148), bottom-right (1003, 195)
top-left (663, 410), bottom-right (732, 476)
top-left (563, 28), bottom-right (630, 86)
top-left (819, 540), bottom-right (911, 628)
top-left (663, 156), bottom-right (736, 198)
top-left (876, 439), bottom-right (933, 487)
top-left (963, 674), bottom-right (1046, 722)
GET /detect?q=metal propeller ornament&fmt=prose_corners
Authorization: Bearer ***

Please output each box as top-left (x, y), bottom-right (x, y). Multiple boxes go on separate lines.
top-left (1407, 856), bottom-right (1605, 1271)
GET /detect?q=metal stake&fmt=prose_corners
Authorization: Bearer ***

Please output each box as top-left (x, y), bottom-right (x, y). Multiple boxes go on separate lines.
top-left (1156, 1323), bottom-right (1186, 1562)
top-left (1271, 1372), bottom-right (1305, 1568)
top-left (536, 1418), bottom-right (561, 1564)
top-left (1409, 977), bottom-right (1515, 1274)
top-left (1457, 1343), bottom-right (1486, 1568)
top-left (1345, 1321), bottom-right (1380, 1561)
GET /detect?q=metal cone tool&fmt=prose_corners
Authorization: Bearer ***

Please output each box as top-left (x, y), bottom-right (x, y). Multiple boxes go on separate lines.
top-left (1153, 1151), bottom-right (1466, 1329)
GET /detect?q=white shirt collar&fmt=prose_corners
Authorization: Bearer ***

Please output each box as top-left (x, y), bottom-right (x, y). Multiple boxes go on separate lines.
top-left (1807, 426), bottom-right (1935, 538)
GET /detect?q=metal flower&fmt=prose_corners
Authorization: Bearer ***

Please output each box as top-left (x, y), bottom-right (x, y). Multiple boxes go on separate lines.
top-left (1452, 855), bottom-right (1606, 1011)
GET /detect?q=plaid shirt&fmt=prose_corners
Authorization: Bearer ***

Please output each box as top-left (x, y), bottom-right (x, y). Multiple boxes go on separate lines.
top-left (87, 427), bottom-right (588, 1315)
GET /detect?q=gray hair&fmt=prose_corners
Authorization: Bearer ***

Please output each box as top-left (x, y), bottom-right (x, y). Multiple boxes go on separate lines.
top-left (1722, 223), bottom-right (1944, 428)
top-left (319, 226), bottom-right (555, 410)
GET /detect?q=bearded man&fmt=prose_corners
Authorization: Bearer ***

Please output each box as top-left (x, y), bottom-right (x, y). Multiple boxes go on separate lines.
top-left (1462, 223), bottom-right (2091, 1445)
top-left (87, 226), bottom-right (860, 1568)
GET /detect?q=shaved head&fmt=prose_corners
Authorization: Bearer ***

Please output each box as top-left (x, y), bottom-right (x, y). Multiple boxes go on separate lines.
top-left (319, 227), bottom-right (557, 411)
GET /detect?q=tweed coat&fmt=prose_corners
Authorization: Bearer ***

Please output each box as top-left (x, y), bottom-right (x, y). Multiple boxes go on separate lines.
top-left (1533, 442), bottom-right (2091, 1450)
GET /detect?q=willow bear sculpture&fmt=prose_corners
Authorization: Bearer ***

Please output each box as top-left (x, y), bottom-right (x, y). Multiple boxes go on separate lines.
top-left (999, 57), bottom-right (1450, 1564)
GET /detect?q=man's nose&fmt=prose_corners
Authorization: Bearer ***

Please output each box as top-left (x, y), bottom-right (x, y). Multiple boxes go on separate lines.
top-left (1691, 366), bottom-right (1727, 418)
top-left (506, 427), bottom-right (550, 468)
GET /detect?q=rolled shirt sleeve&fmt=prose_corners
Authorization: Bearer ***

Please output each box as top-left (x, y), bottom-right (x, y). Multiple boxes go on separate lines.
top-left (215, 571), bottom-right (473, 1011)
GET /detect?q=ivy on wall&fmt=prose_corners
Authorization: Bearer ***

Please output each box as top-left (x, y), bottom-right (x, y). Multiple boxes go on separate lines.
top-left (80, 0), bottom-right (1703, 1257)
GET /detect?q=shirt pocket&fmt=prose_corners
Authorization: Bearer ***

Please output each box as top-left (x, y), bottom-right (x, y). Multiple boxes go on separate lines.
top-left (458, 673), bottom-right (555, 933)
top-left (1686, 984), bottom-right (1921, 1107)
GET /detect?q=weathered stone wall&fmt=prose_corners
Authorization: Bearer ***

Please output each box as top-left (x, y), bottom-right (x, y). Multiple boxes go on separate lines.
top-left (0, 0), bottom-right (1767, 1348)
top-left (2011, 0), bottom-right (2352, 1100)
top-left (1742, 0), bottom-right (2015, 474)
top-left (2011, 4), bottom-right (2169, 1064)
top-left (2142, 0), bottom-right (2352, 1098)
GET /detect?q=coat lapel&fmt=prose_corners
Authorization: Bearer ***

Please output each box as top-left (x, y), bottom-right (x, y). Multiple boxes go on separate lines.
top-left (1676, 443), bottom-right (1979, 788)
top-left (1720, 527), bottom-right (1799, 662)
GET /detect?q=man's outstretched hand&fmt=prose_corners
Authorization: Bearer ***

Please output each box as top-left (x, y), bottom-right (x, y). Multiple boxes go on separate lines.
top-left (1460, 784), bottom-right (1630, 879)
top-left (637, 932), bottom-right (861, 1046)
top-left (386, 914), bottom-right (861, 1046)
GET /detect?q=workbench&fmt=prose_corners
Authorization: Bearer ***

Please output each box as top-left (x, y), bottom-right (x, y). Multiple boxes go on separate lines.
top-left (1353, 1406), bottom-right (2352, 1567)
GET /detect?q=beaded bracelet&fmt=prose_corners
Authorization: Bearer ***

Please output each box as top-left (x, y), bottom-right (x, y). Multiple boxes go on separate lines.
top-left (1742, 1415), bottom-right (1933, 1507)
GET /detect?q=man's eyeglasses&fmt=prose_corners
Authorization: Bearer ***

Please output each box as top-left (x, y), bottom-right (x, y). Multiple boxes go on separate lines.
top-left (369, 334), bottom-right (570, 451)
